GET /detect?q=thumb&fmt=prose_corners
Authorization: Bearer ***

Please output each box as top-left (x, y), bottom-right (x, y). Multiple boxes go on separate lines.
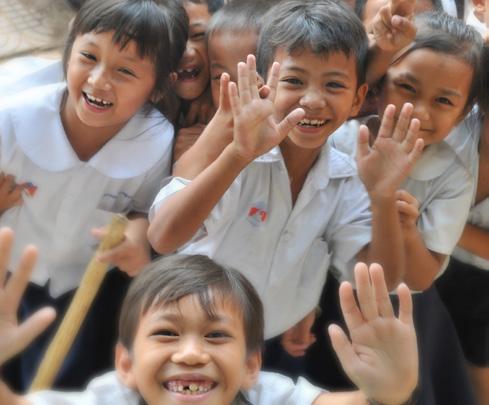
top-left (275, 108), bottom-right (305, 140)
top-left (328, 324), bottom-right (357, 375)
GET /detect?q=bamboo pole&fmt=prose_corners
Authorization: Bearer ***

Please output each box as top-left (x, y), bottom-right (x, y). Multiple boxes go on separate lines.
top-left (29, 214), bottom-right (128, 391)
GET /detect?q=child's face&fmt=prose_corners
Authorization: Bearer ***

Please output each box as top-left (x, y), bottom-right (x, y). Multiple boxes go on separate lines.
top-left (116, 293), bottom-right (261, 405)
top-left (378, 48), bottom-right (473, 146)
top-left (64, 31), bottom-right (156, 137)
top-left (273, 47), bottom-right (367, 151)
top-left (208, 30), bottom-right (258, 108)
top-left (173, 2), bottom-right (211, 101)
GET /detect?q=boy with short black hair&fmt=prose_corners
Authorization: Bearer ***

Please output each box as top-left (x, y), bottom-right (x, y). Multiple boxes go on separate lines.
top-left (149, 0), bottom-right (422, 359)
top-left (0, 227), bottom-right (417, 404)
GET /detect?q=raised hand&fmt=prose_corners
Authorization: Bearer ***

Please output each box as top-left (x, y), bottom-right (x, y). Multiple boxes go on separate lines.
top-left (328, 262), bottom-right (418, 405)
top-left (357, 103), bottom-right (423, 198)
top-left (0, 228), bottom-right (56, 366)
top-left (370, 0), bottom-right (416, 53)
top-left (228, 54), bottom-right (305, 162)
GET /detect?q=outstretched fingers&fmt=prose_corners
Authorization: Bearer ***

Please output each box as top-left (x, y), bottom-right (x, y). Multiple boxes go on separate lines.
top-left (354, 262), bottom-right (378, 322)
top-left (7, 244), bottom-right (38, 311)
top-left (265, 62), bottom-right (281, 103)
top-left (328, 323), bottom-right (357, 373)
top-left (356, 124), bottom-right (371, 161)
top-left (397, 282), bottom-right (414, 325)
top-left (392, 103), bottom-right (413, 142)
top-left (377, 104), bottom-right (396, 139)
top-left (237, 60), bottom-right (252, 105)
top-left (370, 263), bottom-right (395, 318)
top-left (218, 72), bottom-right (231, 111)
top-left (338, 280), bottom-right (365, 332)
top-left (247, 55), bottom-right (260, 100)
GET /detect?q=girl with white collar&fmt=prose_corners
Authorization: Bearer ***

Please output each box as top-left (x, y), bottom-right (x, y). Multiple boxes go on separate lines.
top-left (0, 0), bottom-right (187, 392)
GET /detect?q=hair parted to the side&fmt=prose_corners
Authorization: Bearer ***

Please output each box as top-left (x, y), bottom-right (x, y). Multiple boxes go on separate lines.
top-left (182, 0), bottom-right (224, 14)
top-left (396, 12), bottom-right (484, 108)
top-left (256, 0), bottom-right (368, 85)
top-left (63, 0), bottom-right (188, 110)
top-left (206, 0), bottom-right (280, 41)
top-left (118, 254), bottom-right (264, 355)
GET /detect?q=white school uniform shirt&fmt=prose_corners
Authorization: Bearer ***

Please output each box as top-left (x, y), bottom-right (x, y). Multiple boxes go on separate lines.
top-left (330, 119), bottom-right (474, 271)
top-left (26, 370), bottom-right (325, 405)
top-left (150, 143), bottom-right (372, 338)
top-left (446, 114), bottom-right (489, 270)
top-left (0, 83), bottom-right (174, 297)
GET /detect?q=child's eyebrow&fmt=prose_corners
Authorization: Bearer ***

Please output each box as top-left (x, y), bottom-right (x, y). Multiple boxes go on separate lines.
top-left (281, 66), bottom-right (350, 79)
top-left (397, 73), bottom-right (464, 98)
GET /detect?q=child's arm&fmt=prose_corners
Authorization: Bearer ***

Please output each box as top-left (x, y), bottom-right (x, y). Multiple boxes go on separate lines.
top-left (456, 224), bottom-right (489, 261)
top-left (0, 173), bottom-right (23, 215)
top-left (148, 56), bottom-right (304, 253)
top-left (92, 214), bottom-right (151, 277)
top-left (356, 103), bottom-right (424, 289)
top-left (365, 0), bottom-right (416, 86)
top-left (313, 262), bottom-right (418, 405)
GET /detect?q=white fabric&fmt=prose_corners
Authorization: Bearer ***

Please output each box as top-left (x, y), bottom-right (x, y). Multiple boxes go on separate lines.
top-left (330, 119), bottom-right (474, 270)
top-left (446, 115), bottom-right (489, 270)
top-left (466, 8), bottom-right (489, 36)
top-left (0, 83), bottom-right (174, 296)
top-left (0, 57), bottom-right (63, 97)
top-left (26, 370), bottom-right (325, 405)
top-left (150, 143), bottom-right (371, 338)
top-left (441, 0), bottom-right (458, 17)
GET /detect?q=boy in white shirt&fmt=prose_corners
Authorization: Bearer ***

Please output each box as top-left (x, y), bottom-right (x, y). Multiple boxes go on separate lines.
top-left (0, 227), bottom-right (418, 405)
top-left (148, 0), bottom-right (422, 355)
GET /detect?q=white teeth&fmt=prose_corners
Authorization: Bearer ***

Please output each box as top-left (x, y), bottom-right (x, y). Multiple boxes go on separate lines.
top-left (85, 92), bottom-right (112, 107)
top-left (299, 118), bottom-right (326, 127)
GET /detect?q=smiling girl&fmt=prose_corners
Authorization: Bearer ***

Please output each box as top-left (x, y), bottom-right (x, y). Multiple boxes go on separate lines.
top-left (0, 0), bottom-right (187, 391)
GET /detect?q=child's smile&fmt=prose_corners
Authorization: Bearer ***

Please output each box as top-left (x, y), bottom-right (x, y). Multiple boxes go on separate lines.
top-left (378, 48), bottom-right (473, 147)
top-left (273, 47), bottom-right (366, 151)
top-left (62, 30), bottom-right (157, 150)
top-left (116, 293), bottom-right (260, 405)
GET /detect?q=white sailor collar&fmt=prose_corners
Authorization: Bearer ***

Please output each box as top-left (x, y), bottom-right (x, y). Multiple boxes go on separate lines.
top-left (254, 142), bottom-right (357, 189)
top-left (409, 141), bottom-right (457, 181)
top-left (10, 83), bottom-right (173, 178)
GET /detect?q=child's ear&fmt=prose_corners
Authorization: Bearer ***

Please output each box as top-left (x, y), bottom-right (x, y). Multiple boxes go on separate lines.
top-left (349, 83), bottom-right (369, 117)
top-left (241, 351), bottom-right (262, 390)
top-left (115, 342), bottom-right (137, 389)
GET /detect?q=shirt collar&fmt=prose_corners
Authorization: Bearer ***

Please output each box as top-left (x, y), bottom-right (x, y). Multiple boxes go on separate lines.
top-left (254, 142), bottom-right (357, 189)
top-left (11, 83), bottom-right (173, 178)
top-left (409, 141), bottom-right (457, 181)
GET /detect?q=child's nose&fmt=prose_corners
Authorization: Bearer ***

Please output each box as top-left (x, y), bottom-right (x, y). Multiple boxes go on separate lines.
top-left (299, 89), bottom-right (326, 111)
top-left (87, 65), bottom-right (111, 91)
top-left (171, 338), bottom-right (210, 366)
top-left (411, 100), bottom-right (431, 123)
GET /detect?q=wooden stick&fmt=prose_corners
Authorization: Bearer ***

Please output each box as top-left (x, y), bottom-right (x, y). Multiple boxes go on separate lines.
top-left (29, 214), bottom-right (128, 392)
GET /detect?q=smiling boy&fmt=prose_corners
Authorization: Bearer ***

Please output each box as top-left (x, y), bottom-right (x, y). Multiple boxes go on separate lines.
top-left (0, 228), bottom-right (418, 405)
top-left (149, 0), bottom-right (422, 350)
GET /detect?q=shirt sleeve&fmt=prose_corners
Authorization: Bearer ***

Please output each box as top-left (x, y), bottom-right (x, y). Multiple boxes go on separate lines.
top-left (244, 371), bottom-right (325, 405)
top-left (326, 176), bottom-right (372, 283)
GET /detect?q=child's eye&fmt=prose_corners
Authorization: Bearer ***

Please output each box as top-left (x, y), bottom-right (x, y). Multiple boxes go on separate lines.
top-left (191, 31), bottom-right (205, 41)
top-left (152, 329), bottom-right (179, 337)
top-left (281, 77), bottom-right (302, 86)
top-left (80, 51), bottom-right (96, 61)
top-left (205, 331), bottom-right (231, 341)
top-left (118, 67), bottom-right (136, 77)
top-left (396, 82), bottom-right (415, 93)
top-left (436, 97), bottom-right (454, 106)
top-left (326, 81), bottom-right (346, 90)
top-left (211, 73), bottom-right (222, 81)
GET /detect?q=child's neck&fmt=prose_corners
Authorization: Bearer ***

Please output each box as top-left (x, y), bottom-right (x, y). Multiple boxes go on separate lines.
top-left (60, 93), bottom-right (125, 162)
top-left (280, 139), bottom-right (322, 205)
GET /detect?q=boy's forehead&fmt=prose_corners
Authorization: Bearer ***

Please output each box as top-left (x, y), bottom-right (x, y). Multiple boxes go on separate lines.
top-left (273, 46), bottom-right (355, 71)
top-left (209, 29), bottom-right (257, 58)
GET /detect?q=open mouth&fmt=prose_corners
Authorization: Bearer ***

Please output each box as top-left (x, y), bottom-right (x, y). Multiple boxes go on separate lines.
top-left (82, 92), bottom-right (113, 109)
top-left (177, 67), bottom-right (201, 81)
top-left (298, 118), bottom-right (328, 128)
top-left (164, 379), bottom-right (216, 395)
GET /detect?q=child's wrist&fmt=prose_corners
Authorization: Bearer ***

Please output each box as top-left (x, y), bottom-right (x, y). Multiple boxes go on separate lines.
top-left (368, 386), bottom-right (417, 405)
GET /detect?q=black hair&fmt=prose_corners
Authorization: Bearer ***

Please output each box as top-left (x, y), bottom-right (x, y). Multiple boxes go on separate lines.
top-left (206, 0), bottom-right (280, 40)
top-left (478, 43), bottom-right (489, 114)
top-left (257, 0), bottom-right (368, 85)
top-left (63, 0), bottom-right (188, 110)
top-left (119, 254), bottom-right (265, 355)
top-left (398, 12), bottom-right (484, 108)
top-left (182, 0), bottom-right (224, 14)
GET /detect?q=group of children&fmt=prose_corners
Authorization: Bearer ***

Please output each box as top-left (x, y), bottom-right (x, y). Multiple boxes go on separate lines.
top-left (0, 0), bottom-right (488, 403)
